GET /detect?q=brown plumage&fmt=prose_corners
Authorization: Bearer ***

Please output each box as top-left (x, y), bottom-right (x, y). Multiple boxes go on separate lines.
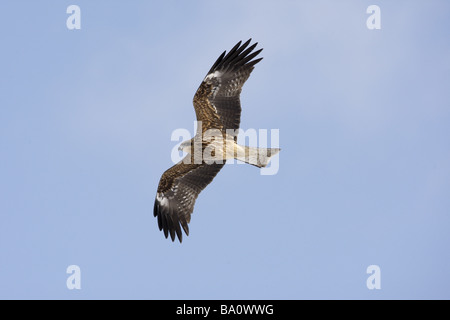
top-left (154, 39), bottom-right (264, 242)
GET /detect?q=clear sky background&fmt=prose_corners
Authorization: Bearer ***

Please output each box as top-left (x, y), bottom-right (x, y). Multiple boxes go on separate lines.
top-left (0, 1), bottom-right (449, 299)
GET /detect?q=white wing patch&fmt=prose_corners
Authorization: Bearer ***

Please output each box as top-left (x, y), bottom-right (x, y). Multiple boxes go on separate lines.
top-left (204, 71), bottom-right (223, 100)
top-left (157, 192), bottom-right (169, 207)
top-left (203, 70), bottom-right (223, 82)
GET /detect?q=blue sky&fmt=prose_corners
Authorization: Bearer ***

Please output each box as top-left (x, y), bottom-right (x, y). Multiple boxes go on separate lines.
top-left (0, 1), bottom-right (449, 299)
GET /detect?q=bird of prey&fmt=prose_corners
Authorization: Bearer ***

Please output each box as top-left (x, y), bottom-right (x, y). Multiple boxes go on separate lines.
top-left (154, 39), bottom-right (280, 242)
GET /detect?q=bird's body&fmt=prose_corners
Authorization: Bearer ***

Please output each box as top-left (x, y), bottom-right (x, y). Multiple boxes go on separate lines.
top-left (178, 134), bottom-right (279, 167)
top-left (154, 39), bottom-right (280, 242)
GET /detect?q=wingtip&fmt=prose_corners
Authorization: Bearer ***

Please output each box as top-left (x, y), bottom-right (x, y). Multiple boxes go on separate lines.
top-left (154, 194), bottom-right (188, 243)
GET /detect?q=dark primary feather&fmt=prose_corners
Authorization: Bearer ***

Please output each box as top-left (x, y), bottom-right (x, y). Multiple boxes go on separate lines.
top-left (208, 39), bottom-right (263, 73)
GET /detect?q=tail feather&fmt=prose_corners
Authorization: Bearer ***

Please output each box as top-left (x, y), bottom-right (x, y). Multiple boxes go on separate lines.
top-left (235, 146), bottom-right (280, 168)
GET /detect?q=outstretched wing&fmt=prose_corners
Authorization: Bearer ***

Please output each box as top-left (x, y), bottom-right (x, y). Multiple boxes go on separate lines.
top-left (154, 157), bottom-right (225, 242)
top-left (193, 39), bottom-right (263, 140)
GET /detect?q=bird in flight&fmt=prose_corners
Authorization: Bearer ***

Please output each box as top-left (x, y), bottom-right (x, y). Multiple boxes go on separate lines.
top-left (154, 39), bottom-right (280, 242)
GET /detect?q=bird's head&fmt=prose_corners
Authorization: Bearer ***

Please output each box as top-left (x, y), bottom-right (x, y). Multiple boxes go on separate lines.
top-left (178, 140), bottom-right (192, 154)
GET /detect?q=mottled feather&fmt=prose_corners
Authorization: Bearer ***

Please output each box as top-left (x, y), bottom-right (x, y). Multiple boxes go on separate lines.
top-left (154, 40), bottom-right (263, 242)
